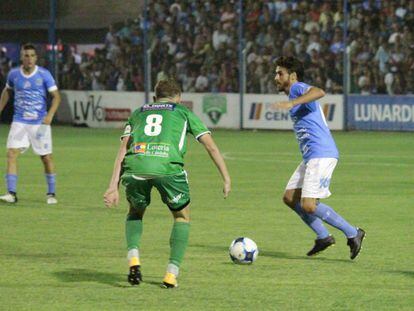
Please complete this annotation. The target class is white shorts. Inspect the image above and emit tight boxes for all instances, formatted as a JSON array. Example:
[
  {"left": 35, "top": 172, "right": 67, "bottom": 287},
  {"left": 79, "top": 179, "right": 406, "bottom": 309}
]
[
  {"left": 285, "top": 158, "right": 338, "bottom": 199},
  {"left": 6, "top": 122, "right": 53, "bottom": 156}
]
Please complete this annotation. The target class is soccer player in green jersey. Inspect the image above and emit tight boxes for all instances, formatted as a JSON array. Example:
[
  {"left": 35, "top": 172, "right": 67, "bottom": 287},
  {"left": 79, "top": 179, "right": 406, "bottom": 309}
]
[{"left": 104, "top": 78, "right": 231, "bottom": 288}]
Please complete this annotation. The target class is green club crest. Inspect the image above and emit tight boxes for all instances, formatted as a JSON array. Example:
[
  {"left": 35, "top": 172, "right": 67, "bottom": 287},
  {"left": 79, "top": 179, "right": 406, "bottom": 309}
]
[{"left": 202, "top": 95, "right": 227, "bottom": 125}]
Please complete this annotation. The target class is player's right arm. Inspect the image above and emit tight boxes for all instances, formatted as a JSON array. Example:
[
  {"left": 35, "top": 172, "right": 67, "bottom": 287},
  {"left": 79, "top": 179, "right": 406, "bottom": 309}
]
[
  {"left": 103, "top": 136, "right": 129, "bottom": 208},
  {"left": 273, "top": 86, "right": 326, "bottom": 110},
  {"left": 198, "top": 133, "right": 231, "bottom": 198},
  {"left": 0, "top": 87, "right": 10, "bottom": 114}
]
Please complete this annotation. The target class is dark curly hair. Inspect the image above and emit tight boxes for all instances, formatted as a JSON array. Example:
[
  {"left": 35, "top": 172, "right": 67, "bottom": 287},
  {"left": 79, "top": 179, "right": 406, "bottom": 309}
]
[{"left": 274, "top": 56, "right": 304, "bottom": 81}]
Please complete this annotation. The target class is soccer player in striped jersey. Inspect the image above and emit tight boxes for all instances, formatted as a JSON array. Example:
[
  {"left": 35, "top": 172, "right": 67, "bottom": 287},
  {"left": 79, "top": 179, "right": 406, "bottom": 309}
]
[
  {"left": 273, "top": 56, "right": 365, "bottom": 259},
  {"left": 0, "top": 43, "right": 60, "bottom": 204},
  {"left": 104, "top": 78, "right": 231, "bottom": 288}
]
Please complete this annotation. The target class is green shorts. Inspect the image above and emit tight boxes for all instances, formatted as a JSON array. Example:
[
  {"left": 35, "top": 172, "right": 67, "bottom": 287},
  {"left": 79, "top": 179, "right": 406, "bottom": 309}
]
[{"left": 121, "top": 171, "right": 190, "bottom": 211}]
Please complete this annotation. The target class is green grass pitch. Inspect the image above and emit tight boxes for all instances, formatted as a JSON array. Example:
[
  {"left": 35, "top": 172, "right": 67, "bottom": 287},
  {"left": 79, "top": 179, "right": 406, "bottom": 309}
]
[{"left": 0, "top": 125, "right": 413, "bottom": 310}]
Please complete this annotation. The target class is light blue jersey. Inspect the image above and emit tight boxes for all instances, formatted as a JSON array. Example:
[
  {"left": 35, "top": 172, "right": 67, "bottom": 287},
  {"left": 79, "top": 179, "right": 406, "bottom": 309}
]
[
  {"left": 288, "top": 82, "right": 339, "bottom": 162},
  {"left": 6, "top": 65, "right": 58, "bottom": 124}
]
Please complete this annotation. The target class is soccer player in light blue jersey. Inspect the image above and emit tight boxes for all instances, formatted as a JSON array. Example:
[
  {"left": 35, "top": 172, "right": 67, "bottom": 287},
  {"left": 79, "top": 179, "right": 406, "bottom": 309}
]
[
  {"left": 0, "top": 44, "right": 61, "bottom": 204},
  {"left": 273, "top": 56, "right": 365, "bottom": 259}
]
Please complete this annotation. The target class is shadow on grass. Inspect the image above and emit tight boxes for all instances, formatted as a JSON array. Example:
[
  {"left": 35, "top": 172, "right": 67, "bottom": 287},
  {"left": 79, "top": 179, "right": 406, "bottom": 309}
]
[
  {"left": 191, "top": 243, "right": 351, "bottom": 263},
  {"left": 386, "top": 270, "right": 414, "bottom": 278},
  {"left": 52, "top": 269, "right": 165, "bottom": 288},
  {"left": 260, "top": 250, "right": 351, "bottom": 263},
  {"left": 52, "top": 269, "right": 125, "bottom": 287}
]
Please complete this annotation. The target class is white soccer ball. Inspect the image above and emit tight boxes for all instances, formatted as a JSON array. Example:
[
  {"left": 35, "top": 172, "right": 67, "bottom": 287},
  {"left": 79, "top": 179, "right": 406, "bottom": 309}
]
[{"left": 229, "top": 237, "right": 258, "bottom": 264}]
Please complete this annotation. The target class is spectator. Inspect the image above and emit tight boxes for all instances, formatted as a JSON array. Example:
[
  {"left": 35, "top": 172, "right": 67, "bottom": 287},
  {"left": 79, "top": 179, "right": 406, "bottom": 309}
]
[
  {"left": 388, "top": 23, "right": 402, "bottom": 44},
  {"left": 105, "top": 24, "right": 117, "bottom": 50},
  {"left": 220, "top": 3, "right": 235, "bottom": 30},
  {"left": 42, "top": 0, "right": 411, "bottom": 95},
  {"left": 306, "top": 33, "right": 321, "bottom": 55},
  {"left": 374, "top": 38, "right": 390, "bottom": 73},
  {"left": 0, "top": 47, "right": 11, "bottom": 67},
  {"left": 212, "top": 23, "right": 229, "bottom": 51},
  {"left": 195, "top": 67, "right": 209, "bottom": 92}
]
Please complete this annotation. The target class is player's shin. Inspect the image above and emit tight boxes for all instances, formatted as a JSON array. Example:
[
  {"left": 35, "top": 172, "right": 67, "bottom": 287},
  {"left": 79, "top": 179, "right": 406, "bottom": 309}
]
[
  {"left": 293, "top": 202, "right": 329, "bottom": 239},
  {"left": 6, "top": 174, "right": 18, "bottom": 194},
  {"left": 126, "top": 215, "right": 143, "bottom": 285},
  {"left": 314, "top": 202, "right": 358, "bottom": 238},
  {"left": 168, "top": 221, "right": 190, "bottom": 275},
  {"left": 125, "top": 215, "right": 143, "bottom": 266},
  {"left": 45, "top": 173, "right": 56, "bottom": 195}
]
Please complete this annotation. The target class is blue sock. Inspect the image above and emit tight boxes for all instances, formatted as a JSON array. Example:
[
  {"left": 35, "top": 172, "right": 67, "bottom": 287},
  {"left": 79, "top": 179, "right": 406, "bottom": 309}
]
[
  {"left": 45, "top": 174, "right": 56, "bottom": 194},
  {"left": 293, "top": 202, "right": 330, "bottom": 239},
  {"left": 313, "top": 202, "right": 358, "bottom": 238},
  {"left": 6, "top": 174, "right": 18, "bottom": 193}
]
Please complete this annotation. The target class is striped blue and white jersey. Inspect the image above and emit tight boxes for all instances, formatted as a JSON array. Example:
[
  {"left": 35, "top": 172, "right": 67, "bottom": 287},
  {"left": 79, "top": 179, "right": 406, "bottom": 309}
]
[
  {"left": 6, "top": 65, "right": 57, "bottom": 124},
  {"left": 288, "top": 82, "right": 339, "bottom": 162}
]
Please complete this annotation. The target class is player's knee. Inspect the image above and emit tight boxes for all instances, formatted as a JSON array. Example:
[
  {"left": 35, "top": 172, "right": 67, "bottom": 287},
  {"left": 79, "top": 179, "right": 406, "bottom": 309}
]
[
  {"left": 41, "top": 154, "right": 53, "bottom": 162},
  {"left": 301, "top": 201, "right": 316, "bottom": 213},
  {"left": 173, "top": 212, "right": 190, "bottom": 223},
  {"left": 127, "top": 207, "right": 145, "bottom": 220},
  {"left": 127, "top": 213, "right": 142, "bottom": 221},
  {"left": 282, "top": 194, "right": 295, "bottom": 208},
  {"left": 6, "top": 149, "right": 19, "bottom": 160},
  {"left": 172, "top": 205, "right": 190, "bottom": 222}
]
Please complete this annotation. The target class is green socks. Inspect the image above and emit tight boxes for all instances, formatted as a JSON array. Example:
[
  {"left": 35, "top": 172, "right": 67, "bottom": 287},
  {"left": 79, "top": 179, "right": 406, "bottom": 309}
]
[
  {"left": 169, "top": 222, "right": 190, "bottom": 267},
  {"left": 126, "top": 219, "right": 190, "bottom": 269},
  {"left": 126, "top": 219, "right": 143, "bottom": 250}
]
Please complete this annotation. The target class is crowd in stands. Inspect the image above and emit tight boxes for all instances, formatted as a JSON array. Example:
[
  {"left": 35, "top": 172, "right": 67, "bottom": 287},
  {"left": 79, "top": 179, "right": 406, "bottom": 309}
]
[{"left": 1, "top": 0, "right": 414, "bottom": 95}]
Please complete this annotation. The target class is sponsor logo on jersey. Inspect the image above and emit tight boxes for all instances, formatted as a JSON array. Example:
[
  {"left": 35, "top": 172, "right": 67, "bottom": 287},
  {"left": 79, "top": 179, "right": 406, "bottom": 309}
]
[
  {"left": 134, "top": 142, "right": 170, "bottom": 157},
  {"left": 141, "top": 103, "right": 175, "bottom": 111},
  {"left": 134, "top": 142, "right": 147, "bottom": 154},
  {"left": 145, "top": 143, "right": 170, "bottom": 157},
  {"left": 202, "top": 94, "right": 227, "bottom": 124},
  {"left": 23, "top": 81, "right": 31, "bottom": 89}
]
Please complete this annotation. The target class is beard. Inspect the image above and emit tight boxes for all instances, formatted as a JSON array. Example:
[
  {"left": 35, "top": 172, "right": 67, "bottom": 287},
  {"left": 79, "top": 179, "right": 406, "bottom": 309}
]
[{"left": 275, "top": 80, "right": 289, "bottom": 94}]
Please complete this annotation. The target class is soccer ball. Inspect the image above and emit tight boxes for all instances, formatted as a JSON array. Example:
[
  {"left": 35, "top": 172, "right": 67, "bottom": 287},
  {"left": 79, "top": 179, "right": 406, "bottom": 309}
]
[{"left": 229, "top": 237, "right": 258, "bottom": 264}]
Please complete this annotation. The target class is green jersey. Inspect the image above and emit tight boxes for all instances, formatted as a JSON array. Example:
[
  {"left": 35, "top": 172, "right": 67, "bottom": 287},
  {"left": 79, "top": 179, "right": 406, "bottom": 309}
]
[{"left": 121, "top": 102, "right": 210, "bottom": 177}]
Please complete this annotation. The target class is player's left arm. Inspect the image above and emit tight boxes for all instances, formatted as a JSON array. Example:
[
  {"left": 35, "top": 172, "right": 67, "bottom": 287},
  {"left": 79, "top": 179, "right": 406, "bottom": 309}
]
[
  {"left": 43, "top": 90, "right": 61, "bottom": 125},
  {"left": 274, "top": 87, "right": 326, "bottom": 110},
  {"left": 103, "top": 136, "right": 129, "bottom": 208},
  {"left": 198, "top": 133, "right": 231, "bottom": 199}
]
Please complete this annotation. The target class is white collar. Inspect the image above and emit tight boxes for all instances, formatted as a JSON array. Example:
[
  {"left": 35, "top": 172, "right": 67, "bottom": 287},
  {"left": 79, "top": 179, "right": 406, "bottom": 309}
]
[{"left": 20, "top": 65, "right": 38, "bottom": 78}]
